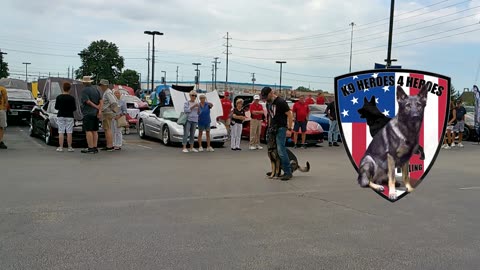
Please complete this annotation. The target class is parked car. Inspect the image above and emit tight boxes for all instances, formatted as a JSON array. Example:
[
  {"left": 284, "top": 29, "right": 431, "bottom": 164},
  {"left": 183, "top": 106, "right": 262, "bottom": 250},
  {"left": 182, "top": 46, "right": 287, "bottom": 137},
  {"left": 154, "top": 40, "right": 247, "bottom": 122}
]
[
  {"left": 30, "top": 99, "right": 106, "bottom": 146},
  {"left": 137, "top": 106, "right": 228, "bottom": 147},
  {"left": 6, "top": 88, "right": 36, "bottom": 123},
  {"left": 457, "top": 113, "right": 478, "bottom": 142},
  {"left": 123, "top": 94, "right": 149, "bottom": 111},
  {"left": 308, "top": 103, "right": 342, "bottom": 142}
]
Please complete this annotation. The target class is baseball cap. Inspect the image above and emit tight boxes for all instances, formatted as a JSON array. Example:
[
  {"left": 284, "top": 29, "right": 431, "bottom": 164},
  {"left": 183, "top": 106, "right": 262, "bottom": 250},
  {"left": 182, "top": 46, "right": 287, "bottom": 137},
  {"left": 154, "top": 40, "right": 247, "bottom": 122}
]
[
  {"left": 99, "top": 79, "right": 109, "bottom": 86},
  {"left": 260, "top": 87, "right": 272, "bottom": 99},
  {"left": 253, "top": 95, "right": 260, "bottom": 100}
]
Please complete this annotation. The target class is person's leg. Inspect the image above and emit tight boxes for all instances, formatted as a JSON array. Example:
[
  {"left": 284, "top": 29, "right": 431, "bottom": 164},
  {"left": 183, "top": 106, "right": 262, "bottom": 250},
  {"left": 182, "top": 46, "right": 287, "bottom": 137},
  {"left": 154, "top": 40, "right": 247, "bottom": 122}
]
[
  {"left": 328, "top": 119, "right": 333, "bottom": 145},
  {"left": 182, "top": 122, "right": 189, "bottom": 150},
  {"left": 189, "top": 122, "right": 197, "bottom": 150},
  {"left": 458, "top": 121, "right": 464, "bottom": 147},
  {"left": 249, "top": 120, "right": 256, "bottom": 147},
  {"left": 206, "top": 129, "right": 211, "bottom": 148},
  {"left": 103, "top": 117, "right": 113, "bottom": 148},
  {"left": 255, "top": 119, "right": 262, "bottom": 147},
  {"left": 276, "top": 127, "right": 292, "bottom": 178},
  {"left": 58, "top": 132, "right": 64, "bottom": 148},
  {"left": 301, "top": 122, "right": 307, "bottom": 145},
  {"left": 86, "top": 131, "right": 93, "bottom": 148},
  {"left": 235, "top": 124, "right": 242, "bottom": 149},
  {"left": 230, "top": 123, "right": 236, "bottom": 149},
  {"left": 0, "top": 127, "right": 4, "bottom": 143},
  {"left": 198, "top": 129, "right": 203, "bottom": 150},
  {"left": 0, "top": 110, "right": 6, "bottom": 146},
  {"left": 333, "top": 120, "right": 340, "bottom": 144}
]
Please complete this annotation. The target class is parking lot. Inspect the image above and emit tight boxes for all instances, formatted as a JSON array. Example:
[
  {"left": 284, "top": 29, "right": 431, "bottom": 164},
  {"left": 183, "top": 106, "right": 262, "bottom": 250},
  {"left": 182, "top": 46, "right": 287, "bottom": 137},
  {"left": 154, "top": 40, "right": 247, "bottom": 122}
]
[{"left": 1, "top": 124, "right": 479, "bottom": 270}]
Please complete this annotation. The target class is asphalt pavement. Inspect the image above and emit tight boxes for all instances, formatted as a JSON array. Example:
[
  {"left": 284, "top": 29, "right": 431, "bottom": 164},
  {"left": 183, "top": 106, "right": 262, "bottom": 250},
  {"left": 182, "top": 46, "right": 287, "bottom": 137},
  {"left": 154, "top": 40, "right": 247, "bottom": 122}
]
[{"left": 0, "top": 124, "right": 479, "bottom": 270}]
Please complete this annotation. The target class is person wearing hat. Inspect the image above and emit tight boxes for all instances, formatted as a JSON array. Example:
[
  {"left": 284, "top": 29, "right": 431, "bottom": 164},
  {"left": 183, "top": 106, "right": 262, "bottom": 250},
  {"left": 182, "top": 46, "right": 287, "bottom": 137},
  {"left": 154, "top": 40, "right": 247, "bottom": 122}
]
[
  {"left": 452, "top": 99, "right": 467, "bottom": 148},
  {"left": 249, "top": 95, "right": 264, "bottom": 150},
  {"left": 80, "top": 76, "right": 103, "bottom": 154},
  {"left": 99, "top": 79, "right": 118, "bottom": 152},
  {"left": 219, "top": 91, "right": 232, "bottom": 136},
  {"left": 231, "top": 98, "right": 246, "bottom": 150},
  {"left": 260, "top": 87, "right": 293, "bottom": 181}
]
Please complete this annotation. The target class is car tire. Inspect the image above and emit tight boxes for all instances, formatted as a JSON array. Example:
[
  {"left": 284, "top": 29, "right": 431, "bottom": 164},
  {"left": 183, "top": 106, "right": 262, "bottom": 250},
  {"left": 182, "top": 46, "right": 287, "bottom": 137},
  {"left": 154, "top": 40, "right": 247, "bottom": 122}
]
[
  {"left": 45, "top": 122, "right": 54, "bottom": 146},
  {"left": 463, "top": 127, "right": 470, "bottom": 141},
  {"left": 138, "top": 120, "right": 146, "bottom": 139},
  {"left": 162, "top": 126, "right": 171, "bottom": 146}
]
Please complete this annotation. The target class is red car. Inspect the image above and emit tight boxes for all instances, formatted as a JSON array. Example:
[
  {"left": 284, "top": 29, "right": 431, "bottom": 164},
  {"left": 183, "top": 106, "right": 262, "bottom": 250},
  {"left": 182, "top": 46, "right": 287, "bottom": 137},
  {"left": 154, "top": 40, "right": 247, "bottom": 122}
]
[{"left": 241, "top": 102, "right": 324, "bottom": 145}]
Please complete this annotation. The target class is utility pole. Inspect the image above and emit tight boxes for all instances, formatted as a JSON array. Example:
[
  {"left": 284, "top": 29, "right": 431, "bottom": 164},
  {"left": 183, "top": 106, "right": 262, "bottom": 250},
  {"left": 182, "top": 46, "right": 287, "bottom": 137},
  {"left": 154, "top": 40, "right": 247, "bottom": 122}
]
[
  {"left": 212, "top": 57, "right": 220, "bottom": 91},
  {"left": 22, "top": 62, "right": 31, "bottom": 82},
  {"left": 349, "top": 22, "right": 355, "bottom": 73},
  {"left": 192, "top": 63, "right": 201, "bottom": 90},
  {"left": 385, "top": 0, "right": 397, "bottom": 68},
  {"left": 176, "top": 66, "right": 179, "bottom": 85},
  {"left": 223, "top": 32, "right": 232, "bottom": 92},
  {"left": 211, "top": 64, "right": 215, "bottom": 91},
  {"left": 146, "top": 42, "right": 150, "bottom": 92},
  {"left": 68, "top": 66, "right": 70, "bottom": 79},
  {"left": 251, "top": 73, "right": 256, "bottom": 92},
  {"left": 144, "top": 31, "right": 164, "bottom": 94},
  {"left": 275, "top": 61, "right": 286, "bottom": 97},
  {"left": 0, "top": 50, "right": 7, "bottom": 76}
]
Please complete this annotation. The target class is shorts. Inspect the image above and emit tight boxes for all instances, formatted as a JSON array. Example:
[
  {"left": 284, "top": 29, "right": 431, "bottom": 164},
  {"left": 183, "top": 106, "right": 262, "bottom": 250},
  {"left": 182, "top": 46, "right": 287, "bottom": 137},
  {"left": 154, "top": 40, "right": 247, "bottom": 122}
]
[
  {"left": 83, "top": 115, "right": 99, "bottom": 132},
  {"left": 198, "top": 123, "right": 211, "bottom": 131},
  {"left": 294, "top": 121, "right": 307, "bottom": 133},
  {"left": 219, "top": 118, "right": 230, "bottom": 127},
  {"left": 57, "top": 117, "right": 74, "bottom": 134},
  {"left": 446, "top": 125, "right": 454, "bottom": 130},
  {"left": 0, "top": 110, "right": 6, "bottom": 128},
  {"left": 453, "top": 121, "right": 464, "bottom": 133},
  {"left": 102, "top": 114, "right": 114, "bottom": 130}
]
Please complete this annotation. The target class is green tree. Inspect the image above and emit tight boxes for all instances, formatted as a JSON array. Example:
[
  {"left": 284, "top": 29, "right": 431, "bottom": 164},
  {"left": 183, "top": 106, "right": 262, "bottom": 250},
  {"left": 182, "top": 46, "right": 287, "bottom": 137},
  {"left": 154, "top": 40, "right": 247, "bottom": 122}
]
[
  {"left": 117, "top": 69, "right": 140, "bottom": 90},
  {"left": 450, "top": 85, "right": 459, "bottom": 101},
  {"left": 0, "top": 60, "right": 9, "bottom": 79},
  {"left": 75, "top": 40, "right": 124, "bottom": 84},
  {"left": 296, "top": 86, "right": 311, "bottom": 92}
]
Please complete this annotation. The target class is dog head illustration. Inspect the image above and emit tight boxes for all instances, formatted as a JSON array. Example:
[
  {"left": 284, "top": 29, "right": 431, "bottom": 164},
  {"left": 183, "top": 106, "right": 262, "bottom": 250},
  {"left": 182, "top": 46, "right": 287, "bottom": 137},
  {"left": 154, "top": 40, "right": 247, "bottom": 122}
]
[
  {"left": 396, "top": 85, "right": 428, "bottom": 121},
  {"left": 357, "top": 96, "right": 382, "bottom": 119}
]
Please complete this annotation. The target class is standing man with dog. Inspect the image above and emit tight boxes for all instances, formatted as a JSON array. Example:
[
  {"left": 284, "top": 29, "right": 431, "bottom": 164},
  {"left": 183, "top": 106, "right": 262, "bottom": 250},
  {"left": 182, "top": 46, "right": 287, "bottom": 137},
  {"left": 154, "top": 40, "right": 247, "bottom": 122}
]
[
  {"left": 292, "top": 95, "right": 310, "bottom": 149},
  {"left": 261, "top": 87, "right": 294, "bottom": 181},
  {"left": 326, "top": 100, "right": 340, "bottom": 147},
  {"left": 80, "top": 76, "right": 103, "bottom": 154},
  {"left": 452, "top": 99, "right": 467, "bottom": 148}
]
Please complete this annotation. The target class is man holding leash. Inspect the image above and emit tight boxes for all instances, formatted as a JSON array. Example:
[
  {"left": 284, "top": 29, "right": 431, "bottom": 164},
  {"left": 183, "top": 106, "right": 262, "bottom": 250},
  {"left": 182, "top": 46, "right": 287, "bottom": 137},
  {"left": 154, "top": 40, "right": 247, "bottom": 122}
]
[{"left": 261, "top": 87, "right": 294, "bottom": 181}]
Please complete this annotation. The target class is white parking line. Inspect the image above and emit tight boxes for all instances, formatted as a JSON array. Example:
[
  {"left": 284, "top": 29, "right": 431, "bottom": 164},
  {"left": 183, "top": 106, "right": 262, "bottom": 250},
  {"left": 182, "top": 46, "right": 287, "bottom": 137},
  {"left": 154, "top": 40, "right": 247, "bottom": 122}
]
[
  {"left": 134, "top": 144, "right": 153, "bottom": 149},
  {"left": 459, "top": 187, "right": 480, "bottom": 190}
]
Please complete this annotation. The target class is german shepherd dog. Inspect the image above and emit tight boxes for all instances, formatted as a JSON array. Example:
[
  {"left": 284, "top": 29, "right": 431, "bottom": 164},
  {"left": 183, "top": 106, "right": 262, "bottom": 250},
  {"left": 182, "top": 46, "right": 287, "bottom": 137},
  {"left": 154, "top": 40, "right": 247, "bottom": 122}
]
[
  {"left": 266, "top": 127, "right": 310, "bottom": 178},
  {"left": 357, "top": 85, "right": 428, "bottom": 200},
  {"left": 358, "top": 96, "right": 425, "bottom": 160}
]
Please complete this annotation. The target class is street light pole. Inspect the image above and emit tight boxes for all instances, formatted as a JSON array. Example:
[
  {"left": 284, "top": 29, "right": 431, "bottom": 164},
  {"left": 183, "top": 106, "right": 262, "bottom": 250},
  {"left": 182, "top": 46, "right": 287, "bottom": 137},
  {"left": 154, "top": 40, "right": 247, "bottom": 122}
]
[
  {"left": 385, "top": 0, "right": 397, "bottom": 68},
  {"left": 0, "top": 50, "right": 7, "bottom": 77},
  {"left": 161, "top": 70, "right": 166, "bottom": 86},
  {"left": 192, "top": 63, "right": 201, "bottom": 90},
  {"left": 275, "top": 61, "right": 286, "bottom": 97},
  {"left": 22, "top": 62, "right": 31, "bottom": 82},
  {"left": 144, "top": 31, "right": 164, "bottom": 93},
  {"left": 349, "top": 22, "right": 355, "bottom": 73},
  {"left": 251, "top": 73, "right": 256, "bottom": 92}
]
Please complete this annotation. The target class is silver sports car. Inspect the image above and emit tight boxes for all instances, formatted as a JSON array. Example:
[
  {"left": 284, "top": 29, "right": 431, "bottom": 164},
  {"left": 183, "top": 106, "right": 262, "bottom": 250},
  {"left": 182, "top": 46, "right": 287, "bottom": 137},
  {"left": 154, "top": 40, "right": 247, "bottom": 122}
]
[{"left": 137, "top": 106, "right": 228, "bottom": 146}]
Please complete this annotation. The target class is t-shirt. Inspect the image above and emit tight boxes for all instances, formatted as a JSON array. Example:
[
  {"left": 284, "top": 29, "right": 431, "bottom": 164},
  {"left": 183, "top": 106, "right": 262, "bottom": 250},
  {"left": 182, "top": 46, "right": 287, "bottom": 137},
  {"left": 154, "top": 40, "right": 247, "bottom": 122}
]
[
  {"left": 198, "top": 103, "right": 212, "bottom": 126},
  {"left": 249, "top": 102, "right": 264, "bottom": 120},
  {"left": 268, "top": 97, "right": 290, "bottom": 128},
  {"left": 456, "top": 106, "right": 466, "bottom": 121},
  {"left": 220, "top": 98, "right": 232, "bottom": 120},
  {"left": 232, "top": 108, "right": 245, "bottom": 124},
  {"left": 55, "top": 94, "right": 76, "bottom": 118},
  {"left": 184, "top": 101, "right": 199, "bottom": 123},
  {"left": 316, "top": 96, "right": 325, "bottom": 105},
  {"left": 102, "top": 89, "right": 118, "bottom": 115},
  {"left": 326, "top": 101, "right": 337, "bottom": 120},
  {"left": 292, "top": 101, "right": 310, "bottom": 122},
  {"left": 81, "top": 86, "right": 102, "bottom": 117},
  {"left": 0, "top": 86, "right": 7, "bottom": 111},
  {"left": 305, "top": 98, "right": 315, "bottom": 105}
]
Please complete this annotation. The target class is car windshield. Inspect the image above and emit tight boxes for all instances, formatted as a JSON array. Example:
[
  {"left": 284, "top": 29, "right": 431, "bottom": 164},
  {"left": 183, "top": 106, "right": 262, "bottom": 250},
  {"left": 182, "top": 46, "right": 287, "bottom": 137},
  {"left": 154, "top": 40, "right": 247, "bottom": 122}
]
[
  {"left": 7, "top": 89, "right": 33, "bottom": 99},
  {"left": 48, "top": 100, "right": 59, "bottom": 114},
  {"left": 161, "top": 108, "right": 180, "bottom": 120}
]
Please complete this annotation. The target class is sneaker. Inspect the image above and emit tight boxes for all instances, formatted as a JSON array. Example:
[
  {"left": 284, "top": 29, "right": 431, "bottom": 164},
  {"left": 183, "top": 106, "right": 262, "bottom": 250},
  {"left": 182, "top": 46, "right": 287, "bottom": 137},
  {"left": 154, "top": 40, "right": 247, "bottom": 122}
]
[
  {"left": 458, "top": 142, "right": 464, "bottom": 148},
  {"left": 441, "top": 144, "right": 448, "bottom": 149},
  {"left": 114, "top": 147, "right": 121, "bottom": 151},
  {"left": 81, "top": 148, "right": 97, "bottom": 154},
  {"left": 199, "top": 147, "right": 204, "bottom": 152},
  {"left": 444, "top": 145, "right": 451, "bottom": 150},
  {"left": 191, "top": 148, "right": 198, "bottom": 153},
  {"left": 0, "top": 141, "right": 7, "bottom": 149},
  {"left": 106, "top": 147, "right": 114, "bottom": 152},
  {"left": 249, "top": 146, "right": 256, "bottom": 150},
  {"left": 333, "top": 142, "right": 340, "bottom": 147},
  {"left": 236, "top": 148, "right": 242, "bottom": 151},
  {"left": 207, "top": 146, "right": 215, "bottom": 152},
  {"left": 301, "top": 144, "right": 307, "bottom": 149},
  {"left": 182, "top": 149, "right": 189, "bottom": 153},
  {"left": 56, "top": 147, "right": 63, "bottom": 152},
  {"left": 280, "top": 174, "right": 292, "bottom": 181},
  {"left": 329, "top": 142, "right": 333, "bottom": 147},
  {"left": 256, "top": 145, "right": 263, "bottom": 150},
  {"left": 451, "top": 143, "right": 456, "bottom": 148},
  {"left": 67, "top": 147, "right": 75, "bottom": 152}
]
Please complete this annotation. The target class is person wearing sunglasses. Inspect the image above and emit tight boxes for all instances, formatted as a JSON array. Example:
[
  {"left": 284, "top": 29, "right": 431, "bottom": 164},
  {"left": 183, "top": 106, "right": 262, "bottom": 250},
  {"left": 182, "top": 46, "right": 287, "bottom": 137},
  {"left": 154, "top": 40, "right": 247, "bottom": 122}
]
[{"left": 182, "top": 90, "right": 200, "bottom": 153}]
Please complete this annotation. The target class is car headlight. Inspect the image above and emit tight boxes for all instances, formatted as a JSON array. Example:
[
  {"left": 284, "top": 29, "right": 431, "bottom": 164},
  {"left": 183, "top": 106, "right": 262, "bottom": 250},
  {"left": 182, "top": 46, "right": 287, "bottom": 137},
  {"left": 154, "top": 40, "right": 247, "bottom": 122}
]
[{"left": 134, "top": 103, "right": 139, "bottom": 108}]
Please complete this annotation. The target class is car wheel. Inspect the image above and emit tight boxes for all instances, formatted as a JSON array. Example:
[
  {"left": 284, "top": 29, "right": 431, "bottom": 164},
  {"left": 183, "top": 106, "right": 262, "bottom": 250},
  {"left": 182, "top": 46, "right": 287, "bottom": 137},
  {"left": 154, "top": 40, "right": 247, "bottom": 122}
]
[
  {"left": 463, "top": 127, "right": 470, "bottom": 141},
  {"left": 138, "top": 120, "right": 146, "bottom": 139},
  {"left": 162, "top": 126, "right": 171, "bottom": 145},
  {"left": 45, "top": 122, "right": 54, "bottom": 146},
  {"left": 29, "top": 119, "right": 36, "bottom": 137}
]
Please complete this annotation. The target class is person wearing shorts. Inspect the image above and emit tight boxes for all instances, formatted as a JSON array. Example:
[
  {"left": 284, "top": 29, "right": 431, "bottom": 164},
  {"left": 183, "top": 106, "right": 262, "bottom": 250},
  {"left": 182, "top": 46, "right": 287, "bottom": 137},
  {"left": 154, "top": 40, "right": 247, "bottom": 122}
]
[
  {"left": 197, "top": 94, "right": 214, "bottom": 152},
  {"left": 292, "top": 95, "right": 310, "bottom": 149},
  {"left": 55, "top": 82, "right": 77, "bottom": 152},
  {"left": 219, "top": 92, "right": 232, "bottom": 136},
  {"left": 99, "top": 79, "right": 118, "bottom": 152},
  {"left": 452, "top": 100, "right": 467, "bottom": 148},
  {"left": 0, "top": 86, "right": 8, "bottom": 149},
  {"left": 80, "top": 76, "right": 103, "bottom": 154}
]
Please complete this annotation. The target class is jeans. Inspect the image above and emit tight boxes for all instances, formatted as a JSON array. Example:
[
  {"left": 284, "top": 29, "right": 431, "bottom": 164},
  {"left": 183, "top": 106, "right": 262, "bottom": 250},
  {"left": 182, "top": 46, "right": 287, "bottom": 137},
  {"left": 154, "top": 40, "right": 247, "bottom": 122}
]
[
  {"left": 328, "top": 119, "right": 339, "bottom": 143},
  {"left": 276, "top": 127, "right": 292, "bottom": 175},
  {"left": 231, "top": 123, "right": 243, "bottom": 149},
  {"left": 183, "top": 120, "right": 197, "bottom": 146},
  {"left": 112, "top": 119, "right": 123, "bottom": 147}
]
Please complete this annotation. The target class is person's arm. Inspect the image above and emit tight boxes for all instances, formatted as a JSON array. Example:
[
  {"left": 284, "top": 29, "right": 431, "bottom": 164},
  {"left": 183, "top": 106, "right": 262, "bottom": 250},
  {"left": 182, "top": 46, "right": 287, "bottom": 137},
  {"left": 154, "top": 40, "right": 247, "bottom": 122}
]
[
  {"left": 1, "top": 89, "right": 8, "bottom": 109},
  {"left": 71, "top": 97, "right": 77, "bottom": 112},
  {"left": 449, "top": 110, "right": 456, "bottom": 125},
  {"left": 184, "top": 101, "right": 191, "bottom": 113},
  {"left": 286, "top": 110, "right": 293, "bottom": 130}
]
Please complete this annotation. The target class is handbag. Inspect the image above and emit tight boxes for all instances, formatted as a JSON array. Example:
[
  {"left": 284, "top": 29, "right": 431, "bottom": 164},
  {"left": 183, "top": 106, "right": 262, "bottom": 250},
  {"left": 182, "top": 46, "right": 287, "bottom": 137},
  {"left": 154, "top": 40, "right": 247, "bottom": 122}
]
[
  {"left": 177, "top": 112, "right": 188, "bottom": 125},
  {"left": 117, "top": 115, "right": 128, "bottom": 127}
]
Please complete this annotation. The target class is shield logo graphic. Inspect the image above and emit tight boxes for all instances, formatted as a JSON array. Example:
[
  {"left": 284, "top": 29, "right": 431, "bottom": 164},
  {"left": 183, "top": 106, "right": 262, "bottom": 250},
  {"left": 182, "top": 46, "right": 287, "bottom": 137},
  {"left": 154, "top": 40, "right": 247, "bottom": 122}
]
[{"left": 334, "top": 69, "right": 451, "bottom": 202}]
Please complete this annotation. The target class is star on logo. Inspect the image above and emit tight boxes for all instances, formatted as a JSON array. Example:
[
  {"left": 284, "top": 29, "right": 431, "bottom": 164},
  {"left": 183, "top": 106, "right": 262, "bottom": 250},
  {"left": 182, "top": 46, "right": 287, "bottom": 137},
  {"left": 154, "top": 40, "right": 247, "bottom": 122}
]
[
  {"left": 341, "top": 109, "right": 349, "bottom": 117},
  {"left": 364, "top": 88, "right": 369, "bottom": 92},
  {"left": 383, "top": 86, "right": 390, "bottom": 92},
  {"left": 382, "top": 109, "right": 390, "bottom": 117},
  {"left": 353, "top": 75, "right": 359, "bottom": 80},
  {"left": 372, "top": 73, "right": 379, "bottom": 79},
  {"left": 351, "top": 97, "right": 358, "bottom": 105},
  {"left": 375, "top": 98, "right": 379, "bottom": 104}
]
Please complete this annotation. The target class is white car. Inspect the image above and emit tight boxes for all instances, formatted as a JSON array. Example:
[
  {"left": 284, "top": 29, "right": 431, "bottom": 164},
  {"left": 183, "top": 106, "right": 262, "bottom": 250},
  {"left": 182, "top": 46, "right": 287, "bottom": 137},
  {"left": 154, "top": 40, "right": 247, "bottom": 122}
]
[{"left": 137, "top": 106, "right": 229, "bottom": 147}]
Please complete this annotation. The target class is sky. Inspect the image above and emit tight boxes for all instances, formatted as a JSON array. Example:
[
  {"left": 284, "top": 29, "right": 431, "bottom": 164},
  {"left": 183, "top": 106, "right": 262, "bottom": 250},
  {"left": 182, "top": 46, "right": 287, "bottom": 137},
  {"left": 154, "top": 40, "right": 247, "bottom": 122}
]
[{"left": 1, "top": 0, "right": 480, "bottom": 92}]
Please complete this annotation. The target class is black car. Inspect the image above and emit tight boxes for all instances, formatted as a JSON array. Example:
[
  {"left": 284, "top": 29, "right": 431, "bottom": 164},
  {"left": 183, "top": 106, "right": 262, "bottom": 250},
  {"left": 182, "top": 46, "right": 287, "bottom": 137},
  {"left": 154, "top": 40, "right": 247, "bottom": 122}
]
[{"left": 6, "top": 88, "right": 36, "bottom": 123}]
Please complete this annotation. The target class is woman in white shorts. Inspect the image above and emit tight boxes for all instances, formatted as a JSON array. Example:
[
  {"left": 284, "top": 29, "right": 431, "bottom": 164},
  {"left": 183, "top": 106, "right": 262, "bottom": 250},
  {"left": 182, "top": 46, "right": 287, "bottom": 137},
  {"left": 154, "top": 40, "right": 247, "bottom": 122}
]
[{"left": 54, "top": 82, "right": 77, "bottom": 152}]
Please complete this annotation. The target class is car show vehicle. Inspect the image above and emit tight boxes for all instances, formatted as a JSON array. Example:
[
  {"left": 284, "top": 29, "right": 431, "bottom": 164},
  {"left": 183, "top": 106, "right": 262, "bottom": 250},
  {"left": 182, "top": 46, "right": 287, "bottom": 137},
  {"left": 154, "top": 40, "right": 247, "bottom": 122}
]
[{"left": 6, "top": 88, "right": 36, "bottom": 122}]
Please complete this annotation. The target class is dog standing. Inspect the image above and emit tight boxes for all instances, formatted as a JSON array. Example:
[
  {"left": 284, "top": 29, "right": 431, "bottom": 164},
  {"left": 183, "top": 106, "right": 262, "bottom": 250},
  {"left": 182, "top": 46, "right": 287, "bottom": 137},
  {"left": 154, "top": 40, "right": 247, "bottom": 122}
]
[
  {"left": 266, "top": 127, "right": 310, "bottom": 178},
  {"left": 357, "top": 85, "right": 428, "bottom": 200}
]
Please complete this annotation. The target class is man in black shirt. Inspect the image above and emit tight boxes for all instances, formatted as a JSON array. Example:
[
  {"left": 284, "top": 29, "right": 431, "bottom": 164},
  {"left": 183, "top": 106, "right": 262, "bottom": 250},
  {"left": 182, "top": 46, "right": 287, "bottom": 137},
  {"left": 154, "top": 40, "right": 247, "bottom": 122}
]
[
  {"left": 55, "top": 82, "right": 77, "bottom": 152},
  {"left": 326, "top": 100, "right": 340, "bottom": 147},
  {"left": 452, "top": 99, "right": 467, "bottom": 148},
  {"left": 261, "top": 87, "right": 294, "bottom": 181}
]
